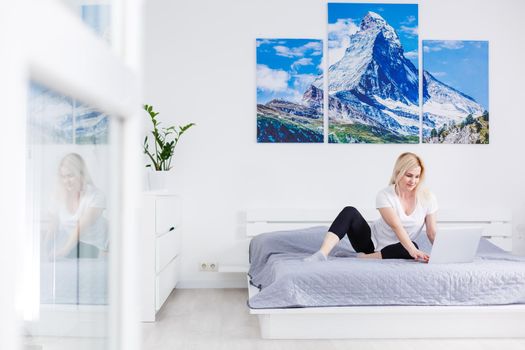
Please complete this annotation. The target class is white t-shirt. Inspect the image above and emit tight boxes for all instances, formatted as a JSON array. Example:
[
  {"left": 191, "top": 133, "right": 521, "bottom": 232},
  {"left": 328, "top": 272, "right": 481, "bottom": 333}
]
[
  {"left": 371, "top": 185, "right": 438, "bottom": 251},
  {"left": 57, "top": 184, "right": 108, "bottom": 251}
]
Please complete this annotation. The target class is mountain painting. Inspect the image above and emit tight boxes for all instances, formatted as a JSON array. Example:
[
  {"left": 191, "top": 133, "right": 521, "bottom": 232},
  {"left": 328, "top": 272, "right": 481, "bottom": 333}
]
[
  {"left": 28, "top": 82, "right": 109, "bottom": 144},
  {"left": 256, "top": 39, "right": 324, "bottom": 143},
  {"left": 422, "top": 40, "right": 489, "bottom": 144},
  {"left": 322, "top": 3, "right": 419, "bottom": 143}
]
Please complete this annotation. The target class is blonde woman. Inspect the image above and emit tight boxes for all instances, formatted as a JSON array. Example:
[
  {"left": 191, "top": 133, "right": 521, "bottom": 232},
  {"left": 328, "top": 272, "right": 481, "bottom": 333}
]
[
  {"left": 45, "top": 153, "right": 108, "bottom": 259},
  {"left": 305, "top": 152, "right": 438, "bottom": 262}
]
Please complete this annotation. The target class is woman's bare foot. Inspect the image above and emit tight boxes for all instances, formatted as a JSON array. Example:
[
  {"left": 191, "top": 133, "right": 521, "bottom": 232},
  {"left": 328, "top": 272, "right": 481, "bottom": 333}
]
[{"left": 357, "top": 252, "right": 382, "bottom": 259}]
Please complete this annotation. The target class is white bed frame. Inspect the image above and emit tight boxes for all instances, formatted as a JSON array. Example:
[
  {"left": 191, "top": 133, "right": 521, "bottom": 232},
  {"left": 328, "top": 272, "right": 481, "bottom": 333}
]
[
  {"left": 26, "top": 304, "right": 108, "bottom": 337},
  {"left": 246, "top": 208, "right": 525, "bottom": 339}
]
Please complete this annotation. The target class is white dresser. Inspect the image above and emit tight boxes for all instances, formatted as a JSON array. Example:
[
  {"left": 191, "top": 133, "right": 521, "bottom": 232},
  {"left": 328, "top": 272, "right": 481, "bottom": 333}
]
[{"left": 140, "top": 192, "right": 181, "bottom": 322}]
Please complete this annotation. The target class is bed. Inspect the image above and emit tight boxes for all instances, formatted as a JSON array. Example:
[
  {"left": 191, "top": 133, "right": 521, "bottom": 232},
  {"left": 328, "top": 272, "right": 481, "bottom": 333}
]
[
  {"left": 30, "top": 248, "right": 109, "bottom": 337},
  {"left": 246, "top": 208, "right": 525, "bottom": 339},
  {"left": 40, "top": 257, "right": 108, "bottom": 305}
]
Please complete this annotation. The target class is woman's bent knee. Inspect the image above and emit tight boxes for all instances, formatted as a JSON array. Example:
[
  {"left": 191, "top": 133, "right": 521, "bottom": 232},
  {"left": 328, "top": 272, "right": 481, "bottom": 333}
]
[{"left": 342, "top": 206, "right": 358, "bottom": 216}]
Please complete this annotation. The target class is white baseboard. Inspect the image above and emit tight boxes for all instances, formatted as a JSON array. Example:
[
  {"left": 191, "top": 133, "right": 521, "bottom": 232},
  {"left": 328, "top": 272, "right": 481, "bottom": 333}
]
[{"left": 177, "top": 278, "right": 247, "bottom": 289}]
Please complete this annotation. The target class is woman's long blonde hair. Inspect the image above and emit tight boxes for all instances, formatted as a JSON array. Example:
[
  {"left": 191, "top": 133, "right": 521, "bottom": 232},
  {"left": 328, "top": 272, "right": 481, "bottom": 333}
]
[
  {"left": 57, "top": 153, "right": 93, "bottom": 199},
  {"left": 389, "top": 152, "right": 426, "bottom": 193}
]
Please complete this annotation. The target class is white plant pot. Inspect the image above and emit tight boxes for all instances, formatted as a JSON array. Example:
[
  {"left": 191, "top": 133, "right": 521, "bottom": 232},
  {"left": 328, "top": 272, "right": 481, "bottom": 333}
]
[{"left": 147, "top": 170, "right": 170, "bottom": 191}]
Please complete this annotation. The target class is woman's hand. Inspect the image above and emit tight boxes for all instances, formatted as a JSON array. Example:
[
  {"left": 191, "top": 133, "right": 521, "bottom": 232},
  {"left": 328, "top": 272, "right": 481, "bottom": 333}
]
[{"left": 409, "top": 248, "right": 429, "bottom": 262}]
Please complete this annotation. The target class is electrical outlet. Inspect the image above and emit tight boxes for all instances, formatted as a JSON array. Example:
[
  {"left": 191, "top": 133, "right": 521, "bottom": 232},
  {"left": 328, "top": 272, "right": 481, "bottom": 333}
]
[{"left": 199, "top": 261, "right": 218, "bottom": 272}]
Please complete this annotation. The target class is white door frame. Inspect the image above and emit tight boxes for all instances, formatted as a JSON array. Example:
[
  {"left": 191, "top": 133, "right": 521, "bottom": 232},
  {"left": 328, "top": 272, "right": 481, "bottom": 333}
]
[{"left": 0, "top": 1, "right": 143, "bottom": 349}]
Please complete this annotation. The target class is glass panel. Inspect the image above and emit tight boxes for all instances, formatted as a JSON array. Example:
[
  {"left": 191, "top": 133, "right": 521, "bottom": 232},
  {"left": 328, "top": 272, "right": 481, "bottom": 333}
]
[
  {"left": 23, "top": 81, "right": 113, "bottom": 350},
  {"left": 59, "top": 1, "right": 112, "bottom": 44}
]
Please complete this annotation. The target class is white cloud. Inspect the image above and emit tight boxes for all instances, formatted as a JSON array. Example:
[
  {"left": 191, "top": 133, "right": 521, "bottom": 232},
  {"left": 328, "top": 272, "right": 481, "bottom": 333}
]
[
  {"left": 423, "top": 45, "right": 441, "bottom": 53},
  {"left": 430, "top": 71, "right": 447, "bottom": 77},
  {"left": 425, "top": 40, "right": 464, "bottom": 51},
  {"left": 328, "top": 18, "right": 359, "bottom": 44},
  {"left": 472, "top": 41, "right": 485, "bottom": 49},
  {"left": 274, "top": 45, "right": 295, "bottom": 57},
  {"left": 291, "top": 58, "right": 313, "bottom": 71},
  {"left": 399, "top": 25, "right": 418, "bottom": 37},
  {"left": 267, "top": 87, "right": 306, "bottom": 104},
  {"left": 256, "top": 39, "right": 273, "bottom": 47},
  {"left": 303, "top": 41, "right": 323, "bottom": 55},
  {"left": 256, "top": 64, "right": 289, "bottom": 92},
  {"left": 404, "top": 15, "right": 416, "bottom": 24},
  {"left": 274, "top": 41, "right": 322, "bottom": 58},
  {"left": 404, "top": 50, "right": 418, "bottom": 59},
  {"left": 287, "top": 90, "right": 305, "bottom": 104},
  {"left": 274, "top": 45, "right": 294, "bottom": 58},
  {"left": 424, "top": 40, "right": 466, "bottom": 58},
  {"left": 441, "top": 40, "right": 464, "bottom": 49},
  {"left": 328, "top": 18, "right": 359, "bottom": 65},
  {"left": 293, "top": 73, "right": 317, "bottom": 91}
]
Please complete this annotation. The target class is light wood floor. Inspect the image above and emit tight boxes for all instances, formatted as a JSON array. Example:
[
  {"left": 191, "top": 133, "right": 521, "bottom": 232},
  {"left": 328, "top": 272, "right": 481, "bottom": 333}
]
[{"left": 142, "top": 288, "right": 525, "bottom": 350}]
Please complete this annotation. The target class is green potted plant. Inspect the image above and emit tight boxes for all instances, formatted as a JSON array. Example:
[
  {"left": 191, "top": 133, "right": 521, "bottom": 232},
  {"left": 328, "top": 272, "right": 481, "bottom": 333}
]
[{"left": 143, "top": 104, "right": 195, "bottom": 189}]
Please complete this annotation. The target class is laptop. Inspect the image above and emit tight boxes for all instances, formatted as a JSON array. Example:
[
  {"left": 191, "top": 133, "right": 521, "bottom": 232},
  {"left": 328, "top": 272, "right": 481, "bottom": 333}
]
[{"left": 428, "top": 226, "right": 483, "bottom": 264}]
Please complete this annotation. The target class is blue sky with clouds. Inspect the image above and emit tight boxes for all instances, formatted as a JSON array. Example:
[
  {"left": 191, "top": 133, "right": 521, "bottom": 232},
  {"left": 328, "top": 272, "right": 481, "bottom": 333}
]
[
  {"left": 256, "top": 39, "right": 323, "bottom": 105},
  {"left": 423, "top": 40, "right": 489, "bottom": 110},
  {"left": 328, "top": 3, "right": 418, "bottom": 67}
]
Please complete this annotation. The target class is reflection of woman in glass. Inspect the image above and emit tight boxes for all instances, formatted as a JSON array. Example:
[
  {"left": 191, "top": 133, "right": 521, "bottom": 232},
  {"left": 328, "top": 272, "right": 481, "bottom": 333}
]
[{"left": 45, "top": 153, "right": 108, "bottom": 259}]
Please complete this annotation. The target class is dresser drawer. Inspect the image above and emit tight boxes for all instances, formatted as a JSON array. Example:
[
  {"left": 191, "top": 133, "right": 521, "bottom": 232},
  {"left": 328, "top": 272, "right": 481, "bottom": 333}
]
[
  {"left": 156, "top": 255, "right": 180, "bottom": 311},
  {"left": 155, "top": 197, "right": 179, "bottom": 234},
  {"left": 156, "top": 229, "right": 181, "bottom": 273}
]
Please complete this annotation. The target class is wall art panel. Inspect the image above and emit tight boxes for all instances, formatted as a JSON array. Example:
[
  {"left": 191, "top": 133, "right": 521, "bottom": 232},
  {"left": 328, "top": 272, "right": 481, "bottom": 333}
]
[
  {"left": 422, "top": 40, "right": 489, "bottom": 144},
  {"left": 256, "top": 39, "right": 324, "bottom": 143},
  {"left": 325, "top": 3, "right": 419, "bottom": 143}
]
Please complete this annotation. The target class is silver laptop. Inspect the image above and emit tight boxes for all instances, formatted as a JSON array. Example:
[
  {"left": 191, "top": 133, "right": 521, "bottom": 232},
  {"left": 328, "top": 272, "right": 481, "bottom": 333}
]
[{"left": 428, "top": 226, "right": 483, "bottom": 264}]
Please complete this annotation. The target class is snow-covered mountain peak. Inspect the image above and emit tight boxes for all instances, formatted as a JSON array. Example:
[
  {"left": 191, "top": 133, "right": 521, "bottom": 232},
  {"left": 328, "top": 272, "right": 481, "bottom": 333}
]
[
  {"left": 321, "top": 10, "right": 416, "bottom": 104},
  {"left": 360, "top": 12, "right": 387, "bottom": 31},
  {"left": 360, "top": 12, "right": 400, "bottom": 48},
  {"left": 423, "top": 70, "right": 485, "bottom": 130}
]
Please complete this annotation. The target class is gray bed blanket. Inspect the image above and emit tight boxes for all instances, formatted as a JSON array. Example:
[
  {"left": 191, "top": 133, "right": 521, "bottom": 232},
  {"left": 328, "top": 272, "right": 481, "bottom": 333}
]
[
  {"left": 40, "top": 257, "right": 108, "bottom": 305},
  {"left": 248, "top": 226, "right": 525, "bottom": 309}
]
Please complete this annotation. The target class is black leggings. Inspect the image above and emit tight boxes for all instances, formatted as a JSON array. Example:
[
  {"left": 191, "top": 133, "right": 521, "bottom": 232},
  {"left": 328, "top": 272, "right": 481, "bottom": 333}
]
[
  {"left": 328, "top": 206, "right": 418, "bottom": 259},
  {"left": 66, "top": 241, "right": 100, "bottom": 259}
]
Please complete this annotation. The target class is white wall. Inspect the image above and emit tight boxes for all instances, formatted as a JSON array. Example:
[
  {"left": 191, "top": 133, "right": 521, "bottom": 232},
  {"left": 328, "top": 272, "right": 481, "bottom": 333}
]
[{"left": 143, "top": 0, "right": 525, "bottom": 288}]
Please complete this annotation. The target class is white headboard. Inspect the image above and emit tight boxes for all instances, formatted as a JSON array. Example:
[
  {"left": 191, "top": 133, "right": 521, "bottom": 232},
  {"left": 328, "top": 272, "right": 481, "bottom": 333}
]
[{"left": 246, "top": 208, "right": 513, "bottom": 251}]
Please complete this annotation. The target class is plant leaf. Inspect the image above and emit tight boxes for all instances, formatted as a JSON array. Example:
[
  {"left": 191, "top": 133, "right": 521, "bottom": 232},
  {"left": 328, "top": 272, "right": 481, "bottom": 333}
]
[{"left": 143, "top": 103, "right": 196, "bottom": 171}]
